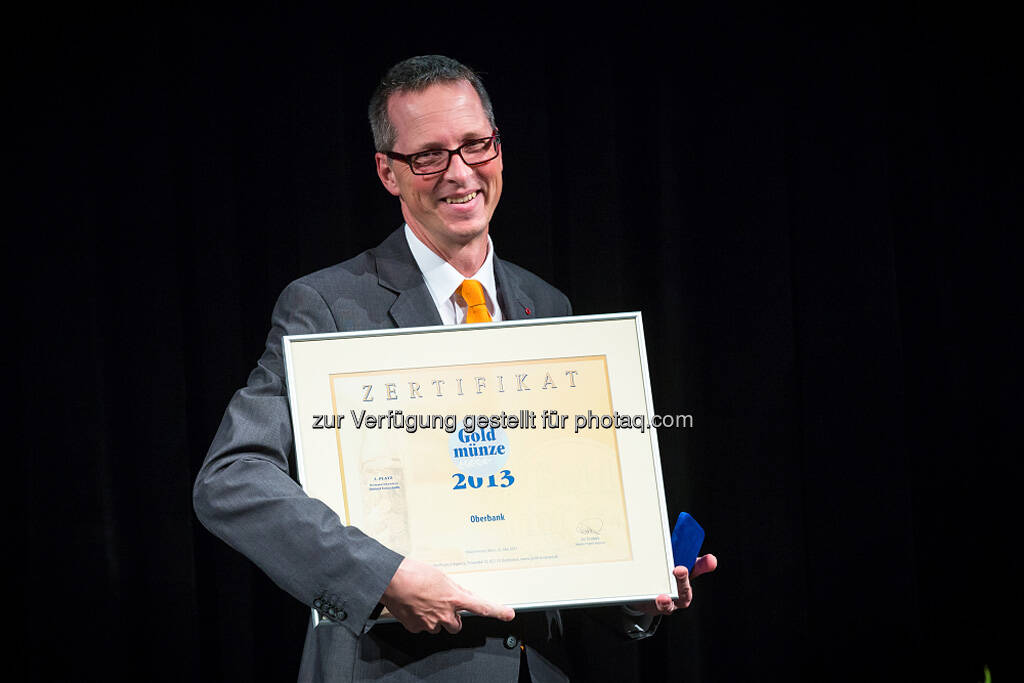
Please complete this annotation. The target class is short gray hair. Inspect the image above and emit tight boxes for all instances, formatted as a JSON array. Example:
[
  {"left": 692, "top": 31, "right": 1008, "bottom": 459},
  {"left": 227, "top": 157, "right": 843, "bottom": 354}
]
[{"left": 368, "top": 55, "right": 497, "bottom": 152}]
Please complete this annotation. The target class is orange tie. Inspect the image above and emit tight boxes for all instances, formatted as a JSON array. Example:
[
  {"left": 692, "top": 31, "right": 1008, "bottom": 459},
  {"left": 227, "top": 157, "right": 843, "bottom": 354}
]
[{"left": 457, "top": 279, "right": 492, "bottom": 323}]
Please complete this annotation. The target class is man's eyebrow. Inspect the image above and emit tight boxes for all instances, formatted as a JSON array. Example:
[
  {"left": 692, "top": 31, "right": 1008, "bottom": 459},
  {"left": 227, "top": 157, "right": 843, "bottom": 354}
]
[
  {"left": 411, "top": 141, "right": 446, "bottom": 152},
  {"left": 411, "top": 132, "right": 493, "bottom": 152},
  {"left": 462, "top": 130, "right": 492, "bottom": 141}
]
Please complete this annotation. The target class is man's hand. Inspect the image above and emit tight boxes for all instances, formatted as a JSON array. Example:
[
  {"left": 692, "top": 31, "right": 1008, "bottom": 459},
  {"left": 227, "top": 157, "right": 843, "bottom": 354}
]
[
  {"left": 381, "top": 557, "right": 515, "bottom": 634},
  {"left": 630, "top": 553, "right": 718, "bottom": 616}
]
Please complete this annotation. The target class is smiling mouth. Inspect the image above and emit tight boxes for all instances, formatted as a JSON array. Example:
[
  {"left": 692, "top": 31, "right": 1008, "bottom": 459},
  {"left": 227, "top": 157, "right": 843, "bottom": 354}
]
[{"left": 444, "top": 191, "right": 478, "bottom": 205}]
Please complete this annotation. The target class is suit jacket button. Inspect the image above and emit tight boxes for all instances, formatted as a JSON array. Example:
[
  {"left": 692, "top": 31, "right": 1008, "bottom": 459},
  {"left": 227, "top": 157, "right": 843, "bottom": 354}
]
[
  {"left": 336, "top": 610, "right": 347, "bottom": 621},
  {"left": 503, "top": 635, "right": 518, "bottom": 649}
]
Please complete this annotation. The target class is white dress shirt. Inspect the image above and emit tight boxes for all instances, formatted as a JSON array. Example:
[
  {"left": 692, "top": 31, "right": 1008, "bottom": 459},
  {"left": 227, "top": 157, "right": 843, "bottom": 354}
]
[{"left": 404, "top": 224, "right": 504, "bottom": 325}]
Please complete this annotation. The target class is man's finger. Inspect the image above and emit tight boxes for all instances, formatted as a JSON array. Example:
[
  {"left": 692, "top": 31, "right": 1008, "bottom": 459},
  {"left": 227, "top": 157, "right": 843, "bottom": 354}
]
[
  {"left": 673, "top": 566, "right": 693, "bottom": 607},
  {"left": 691, "top": 553, "right": 718, "bottom": 579},
  {"left": 456, "top": 591, "right": 515, "bottom": 621},
  {"left": 442, "top": 611, "right": 463, "bottom": 634}
]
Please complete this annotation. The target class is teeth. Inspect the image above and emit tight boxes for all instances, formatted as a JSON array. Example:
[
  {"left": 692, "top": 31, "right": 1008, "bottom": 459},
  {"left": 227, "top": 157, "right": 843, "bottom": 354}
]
[{"left": 445, "top": 192, "right": 477, "bottom": 205}]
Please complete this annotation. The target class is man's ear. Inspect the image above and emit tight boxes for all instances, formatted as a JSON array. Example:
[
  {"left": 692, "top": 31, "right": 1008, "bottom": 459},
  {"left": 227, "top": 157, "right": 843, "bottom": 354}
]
[{"left": 375, "top": 153, "right": 401, "bottom": 197}]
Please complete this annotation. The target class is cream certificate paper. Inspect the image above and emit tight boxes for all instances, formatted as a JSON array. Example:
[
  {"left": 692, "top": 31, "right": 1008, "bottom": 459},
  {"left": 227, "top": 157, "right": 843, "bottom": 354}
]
[{"left": 284, "top": 314, "right": 676, "bottom": 611}]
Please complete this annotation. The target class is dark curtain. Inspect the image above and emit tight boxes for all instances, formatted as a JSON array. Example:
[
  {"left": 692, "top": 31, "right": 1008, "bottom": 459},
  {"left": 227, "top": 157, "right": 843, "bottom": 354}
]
[{"left": 14, "top": 5, "right": 1019, "bottom": 682}]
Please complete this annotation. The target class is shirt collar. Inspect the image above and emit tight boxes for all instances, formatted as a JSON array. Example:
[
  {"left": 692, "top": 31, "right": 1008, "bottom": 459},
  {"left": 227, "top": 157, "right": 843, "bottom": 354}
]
[{"left": 403, "top": 224, "right": 500, "bottom": 317}]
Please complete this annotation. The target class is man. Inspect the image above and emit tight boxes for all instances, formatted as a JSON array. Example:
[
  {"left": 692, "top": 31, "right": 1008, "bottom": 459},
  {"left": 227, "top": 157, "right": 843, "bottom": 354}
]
[{"left": 193, "top": 55, "right": 716, "bottom": 682}]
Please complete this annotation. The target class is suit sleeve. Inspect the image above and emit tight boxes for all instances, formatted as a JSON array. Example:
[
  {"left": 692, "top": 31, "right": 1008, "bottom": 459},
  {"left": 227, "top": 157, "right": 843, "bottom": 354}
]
[{"left": 193, "top": 280, "right": 403, "bottom": 636}]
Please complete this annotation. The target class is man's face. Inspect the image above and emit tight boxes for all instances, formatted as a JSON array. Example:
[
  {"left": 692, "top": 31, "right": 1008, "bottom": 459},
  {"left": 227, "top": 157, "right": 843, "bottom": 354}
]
[{"left": 375, "top": 80, "right": 503, "bottom": 255}]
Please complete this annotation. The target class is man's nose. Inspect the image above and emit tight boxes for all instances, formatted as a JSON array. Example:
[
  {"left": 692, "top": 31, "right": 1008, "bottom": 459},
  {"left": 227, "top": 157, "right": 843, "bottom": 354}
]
[{"left": 443, "top": 152, "right": 474, "bottom": 181}]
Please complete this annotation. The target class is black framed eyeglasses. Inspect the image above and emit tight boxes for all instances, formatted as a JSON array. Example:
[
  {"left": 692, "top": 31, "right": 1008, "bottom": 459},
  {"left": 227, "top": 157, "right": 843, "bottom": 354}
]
[{"left": 382, "top": 133, "right": 501, "bottom": 175}]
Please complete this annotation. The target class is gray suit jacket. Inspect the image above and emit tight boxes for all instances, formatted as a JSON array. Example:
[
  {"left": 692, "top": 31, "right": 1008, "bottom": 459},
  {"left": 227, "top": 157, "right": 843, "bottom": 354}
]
[{"left": 193, "top": 227, "right": 575, "bottom": 682}]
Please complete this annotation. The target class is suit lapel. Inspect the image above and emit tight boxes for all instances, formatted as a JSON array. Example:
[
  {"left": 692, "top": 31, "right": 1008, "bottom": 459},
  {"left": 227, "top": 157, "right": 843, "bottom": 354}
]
[
  {"left": 373, "top": 228, "right": 444, "bottom": 329},
  {"left": 494, "top": 258, "right": 538, "bottom": 321},
  {"left": 389, "top": 288, "right": 442, "bottom": 328}
]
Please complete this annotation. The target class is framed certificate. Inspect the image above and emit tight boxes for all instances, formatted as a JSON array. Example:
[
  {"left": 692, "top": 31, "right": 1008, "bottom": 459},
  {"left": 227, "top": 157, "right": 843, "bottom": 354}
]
[{"left": 283, "top": 313, "right": 677, "bottom": 614}]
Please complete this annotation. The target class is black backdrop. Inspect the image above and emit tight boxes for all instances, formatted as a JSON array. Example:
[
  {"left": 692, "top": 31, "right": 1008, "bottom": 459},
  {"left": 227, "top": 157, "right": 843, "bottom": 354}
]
[{"left": 13, "top": 4, "right": 1020, "bottom": 682}]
